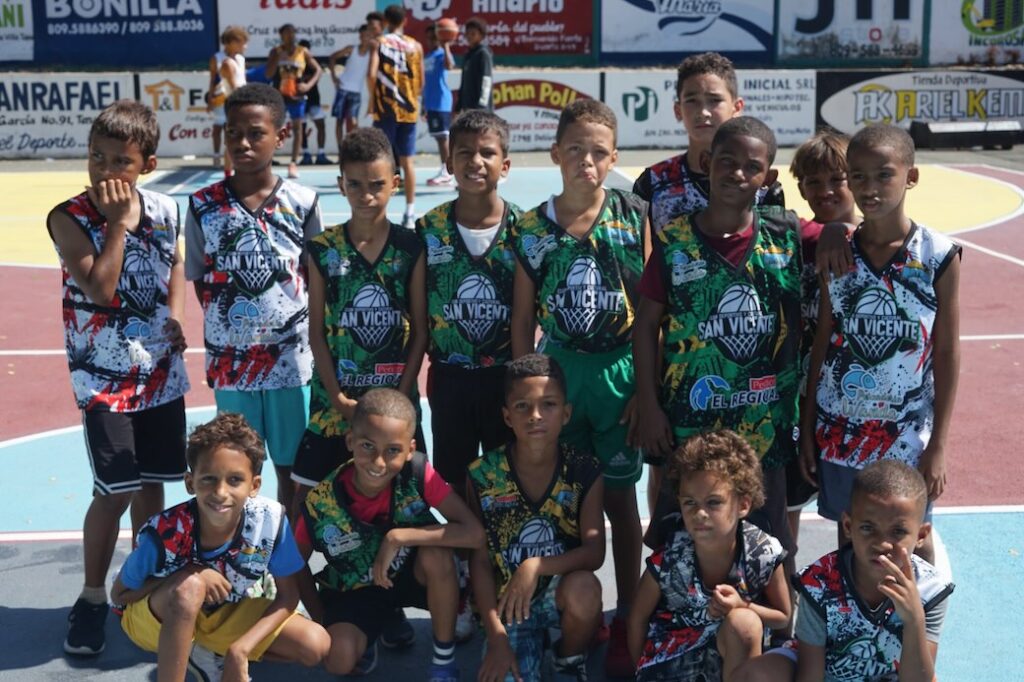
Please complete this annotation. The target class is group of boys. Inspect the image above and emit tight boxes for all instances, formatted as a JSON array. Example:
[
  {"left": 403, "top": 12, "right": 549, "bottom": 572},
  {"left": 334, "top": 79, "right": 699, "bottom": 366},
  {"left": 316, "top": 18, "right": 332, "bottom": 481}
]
[{"left": 52, "top": 44, "right": 957, "bottom": 682}]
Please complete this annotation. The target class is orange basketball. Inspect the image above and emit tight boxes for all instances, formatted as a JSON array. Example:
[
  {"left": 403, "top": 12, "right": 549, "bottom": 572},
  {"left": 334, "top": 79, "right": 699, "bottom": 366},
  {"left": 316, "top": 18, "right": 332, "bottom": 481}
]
[{"left": 436, "top": 17, "right": 459, "bottom": 42}]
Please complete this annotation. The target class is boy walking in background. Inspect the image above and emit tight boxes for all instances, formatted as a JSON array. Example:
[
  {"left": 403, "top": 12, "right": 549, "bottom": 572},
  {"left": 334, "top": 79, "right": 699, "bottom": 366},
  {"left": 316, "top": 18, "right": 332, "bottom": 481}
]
[
  {"left": 328, "top": 24, "right": 373, "bottom": 152},
  {"left": 423, "top": 21, "right": 456, "bottom": 187},
  {"left": 454, "top": 17, "right": 494, "bottom": 113},
  {"left": 48, "top": 100, "right": 190, "bottom": 656}
]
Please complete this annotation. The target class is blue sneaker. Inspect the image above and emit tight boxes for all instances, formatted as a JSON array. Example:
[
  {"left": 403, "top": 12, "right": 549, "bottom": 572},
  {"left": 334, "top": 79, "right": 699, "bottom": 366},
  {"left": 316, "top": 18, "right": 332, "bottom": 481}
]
[
  {"left": 428, "top": 661, "right": 459, "bottom": 682},
  {"left": 379, "top": 607, "right": 415, "bottom": 648},
  {"left": 351, "top": 641, "right": 378, "bottom": 675},
  {"left": 300, "top": 152, "right": 314, "bottom": 166}
]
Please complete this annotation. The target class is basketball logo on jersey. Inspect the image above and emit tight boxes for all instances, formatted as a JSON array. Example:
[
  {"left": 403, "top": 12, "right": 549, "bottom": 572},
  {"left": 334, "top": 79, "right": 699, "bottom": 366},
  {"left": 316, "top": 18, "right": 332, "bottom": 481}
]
[
  {"left": 119, "top": 245, "right": 160, "bottom": 316},
  {"left": 500, "top": 518, "right": 565, "bottom": 571},
  {"left": 216, "top": 228, "right": 290, "bottom": 296},
  {"left": 547, "top": 256, "right": 625, "bottom": 336},
  {"left": 831, "top": 635, "right": 890, "bottom": 679},
  {"left": 443, "top": 273, "right": 508, "bottom": 344},
  {"left": 698, "top": 283, "right": 776, "bottom": 364},
  {"left": 842, "top": 287, "right": 920, "bottom": 365},
  {"left": 340, "top": 283, "right": 402, "bottom": 349}
]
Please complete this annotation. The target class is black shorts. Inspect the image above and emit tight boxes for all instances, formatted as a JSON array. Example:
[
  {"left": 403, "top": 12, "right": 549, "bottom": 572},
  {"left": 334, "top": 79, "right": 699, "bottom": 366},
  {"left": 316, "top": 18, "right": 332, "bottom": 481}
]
[
  {"left": 83, "top": 397, "right": 186, "bottom": 496},
  {"left": 785, "top": 455, "right": 818, "bottom": 511},
  {"left": 427, "top": 362, "right": 510, "bottom": 496},
  {"left": 292, "top": 420, "right": 428, "bottom": 488}
]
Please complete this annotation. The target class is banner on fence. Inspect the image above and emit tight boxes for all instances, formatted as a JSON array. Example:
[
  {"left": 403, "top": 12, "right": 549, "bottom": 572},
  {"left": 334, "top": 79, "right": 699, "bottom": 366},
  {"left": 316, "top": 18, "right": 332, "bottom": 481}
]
[
  {"left": 217, "top": 0, "right": 373, "bottom": 58},
  {"left": 929, "top": 0, "right": 1024, "bottom": 66},
  {"left": 489, "top": 71, "right": 600, "bottom": 149},
  {"left": 0, "top": 0, "right": 33, "bottom": 61}
]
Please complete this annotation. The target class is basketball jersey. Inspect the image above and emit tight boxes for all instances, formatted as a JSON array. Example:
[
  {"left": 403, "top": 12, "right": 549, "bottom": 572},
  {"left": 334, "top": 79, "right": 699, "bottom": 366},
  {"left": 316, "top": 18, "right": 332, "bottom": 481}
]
[
  {"left": 654, "top": 206, "right": 802, "bottom": 469},
  {"left": 276, "top": 44, "right": 306, "bottom": 101},
  {"left": 815, "top": 224, "right": 960, "bottom": 469},
  {"left": 306, "top": 223, "right": 422, "bottom": 438},
  {"left": 212, "top": 50, "right": 246, "bottom": 106},
  {"left": 417, "top": 200, "right": 521, "bottom": 368},
  {"left": 799, "top": 218, "right": 824, "bottom": 396},
  {"left": 639, "top": 521, "right": 784, "bottom": 670},
  {"left": 338, "top": 45, "right": 371, "bottom": 93},
  {"left": 372, "top": 32, "right": 423, "bottom": 123},
  {"left": 467, "top": 442, "right": 601, "bottom": 599},
  {"left": 51, "top": 188, "right": 190, "bottom": 413},
  {"left": 511, "top": 189, "right": 647, "bottom": 354},
  {"left": 423, "top": 47, "right": 452, "bottom": 112},
  {"left": 188, "top": 178, "right": 318, "bottom": 392}
]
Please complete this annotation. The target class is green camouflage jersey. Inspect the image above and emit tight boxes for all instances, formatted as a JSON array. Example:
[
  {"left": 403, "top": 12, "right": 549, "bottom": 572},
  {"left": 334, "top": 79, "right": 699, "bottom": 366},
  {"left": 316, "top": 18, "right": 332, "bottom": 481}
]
[
  {"left": 656, "top": 206, "right": 802, "bottom": 469},
  {"left": 511, "top": 189, "right": 647, "bottom": 353},
  {"left": 417, "top": 200, "right": 521, "bottom": 368},
  {"left": 306, "top": 223, "right": 422, "bottom": 437}
]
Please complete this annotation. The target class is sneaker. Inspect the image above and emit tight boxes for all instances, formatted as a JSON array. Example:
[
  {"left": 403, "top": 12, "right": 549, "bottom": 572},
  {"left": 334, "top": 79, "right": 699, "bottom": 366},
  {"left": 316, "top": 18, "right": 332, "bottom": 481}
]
[
  {"left": 300, "top": 152, "right": 314, "bottom": 166},
  {"left": 379, "top": 607, "right": 416, "bottom": 649},
  {"left": 426, "top": 170, "right": 454, "bottom": 187},
  {"left": 315, "top": 152, "right": 332, "bottom": 165},
  {"left": 454, "top": 593, "right": 476, "bottom": 643},
  {"left": 212, "top": 155, "right": 222, "bottom": 168},
  {"left": 604, "top": 616, "right": 634, "bottom": 678},
  {"left": 187, "top": 642, "right": 224, "bottom": 682},
  {"left": 428, "top": 661, "right": 460, "bottom": 682},
  {"left": 553, "top": 653, "right": 588, "bottom": 682},
  {"left": 287, "top": 162, "right": 300, "bottom": 179},
  {"left": 63, "top": 598, "right": 108, "bottom": 656},
  {"left": 351, "top": 640, "right": 379, "bottom": 675},
  {"left": 401, "top": 213, "right": 416, "bottom": 230}
]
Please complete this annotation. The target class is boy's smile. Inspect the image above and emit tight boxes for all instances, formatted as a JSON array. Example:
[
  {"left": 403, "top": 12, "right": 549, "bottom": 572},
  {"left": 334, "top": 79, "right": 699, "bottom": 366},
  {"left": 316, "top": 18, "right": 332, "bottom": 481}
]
[
  {"left": 346, "top": 414, "right": 415, "bottom": 497},
  {"left": 185, "top": 446, "right": 261, "bottom": 542},
  {"left": 707, "top": 134, "right": 774, "bottom": 208},
  {"left": 799, "top": 169, "right": 855, "bottom": 224},
  {"left": 448, "top": 130, "right": 509, "bottom": 194},
  {"left": 224, "top": 104, "right": 286, "bottom": 175}
]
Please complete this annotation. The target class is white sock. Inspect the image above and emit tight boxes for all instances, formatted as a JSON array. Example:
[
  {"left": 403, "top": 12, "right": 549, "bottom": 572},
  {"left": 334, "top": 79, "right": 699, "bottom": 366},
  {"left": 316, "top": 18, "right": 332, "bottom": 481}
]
[{"left": 405, "top": 203, "right": 415, "bottom": 216}]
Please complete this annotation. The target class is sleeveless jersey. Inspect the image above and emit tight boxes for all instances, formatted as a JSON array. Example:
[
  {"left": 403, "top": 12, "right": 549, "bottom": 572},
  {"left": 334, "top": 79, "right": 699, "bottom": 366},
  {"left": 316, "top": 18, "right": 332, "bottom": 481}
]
[
  {"left": 338, "top": 45, "right": 371, "bottom": 93},
  {"left": 655, "top": 207, "right": 802, "bottom": 469},
  {"left": 190, "top": 179, "right": 317, "bottom": 392},
  {"left": 211, "top": 50, "right": 246, "bottom": 107},
  {"left": 417, "top": 200, "right": 521, "bottom": 368},
  {"left": 306, "top": 223, "right": 422, "bottom": 437},
  {"left": 140, "top": 496, "right": 285, "bottom": 604},
  {"left": 638, "top": 521, "right": 784, "bottom": 670},
  {"left": 796, "top": 546, "right": 953, "bottom": 682},
  {"left": 276, "top": 44, "right": 306, "bottom": 101},
  {"left": 52, "top": 188, "right": 190, "bottom": 413},
  {"left": 372, "top": 33, "right": 422, "bottom": 123},
  {"left": 303, "top": 452, "right": 435, "bottom": 592},
  {"left": 467, "top": 442, "right": 602, "bottom": 599},
  {"left": 511, "top": 189, "right": 647, "bottom": 354},
  {"left": 815, "top": 224, "right": 960, "bottom": 469}
]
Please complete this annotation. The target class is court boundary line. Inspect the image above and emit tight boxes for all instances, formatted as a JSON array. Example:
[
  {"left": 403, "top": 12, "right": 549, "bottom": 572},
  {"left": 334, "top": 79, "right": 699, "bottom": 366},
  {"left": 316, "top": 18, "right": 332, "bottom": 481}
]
[{"left": 931, "top": 164, "right": 1024, "bottom": 236}]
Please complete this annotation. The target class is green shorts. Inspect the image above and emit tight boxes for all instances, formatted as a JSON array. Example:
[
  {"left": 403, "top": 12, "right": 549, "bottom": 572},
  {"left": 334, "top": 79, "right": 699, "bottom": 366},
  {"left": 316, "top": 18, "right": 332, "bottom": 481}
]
[
  {"left": 214, "top": 386, "right": 310, "bottom": 467},
  {"left": 544, "top": 342, "right": 642, "bottom": 489}
]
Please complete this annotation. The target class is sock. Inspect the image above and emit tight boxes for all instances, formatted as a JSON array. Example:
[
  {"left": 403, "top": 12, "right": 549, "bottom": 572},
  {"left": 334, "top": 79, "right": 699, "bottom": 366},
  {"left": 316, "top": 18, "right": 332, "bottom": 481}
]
[
  {"left": 615, "top": 599, "right": 629, "bottom": 620},
  {"left": 80, "top": 585, "right": 107, "bottom": 605},
  {"left": 432, "top": 638, "right": 455, "bottom": 666},
  {"left": 404, "top": 203, "right": 415, "bottom": 217},
  {"left": 554, "top": 653, "right": 586, "bottom": 674}
]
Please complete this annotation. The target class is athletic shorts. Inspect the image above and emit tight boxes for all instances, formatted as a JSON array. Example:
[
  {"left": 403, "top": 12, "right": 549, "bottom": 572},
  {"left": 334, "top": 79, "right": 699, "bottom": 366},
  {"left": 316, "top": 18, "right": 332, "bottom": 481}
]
[
  {"left": 544, "top": 342, "right": 642, "bottom": 489},
  {"left": 212, "top": 104, "right": 226, "bottom": 126},
  {"left": 481, "top": 576, "right": 562, "bottom": 682},
  {"left": 214, "top": 386, "right": 310, "bottom": 468},
  {"left": 426, "top": 110, "right": 451, "bottom": 137},
  {"left": 374, "top": 115, "right": 416, "bottom": 158},
  {"left": 83, "top": 397, "right": 186, "bottom": 496},
  {"left": 305, "top": 102, "right": 326, "bottom": 121},
  {"left": 122, "top": 593, "right": 297, "bottom": 661},
  {"left": 285, "top": 99, "right": 307, "bottom": 121},
  {"left": 785, "top": 454, "right": 818, "bottom": 511},
  {"left": 636, "top": 643, "right": 722, "bottom": 682},
  {"left": 427, "top": 362, "right": 510, "bottom": 496},
  {"left": 818, "top": 460, "right": 933, "bottom": 522},
  {"left": 332, "top": 89, "right": 361, "bottom": 119},
  {"left": 292, "top": 419, "right": 428, "bottom": 488}
]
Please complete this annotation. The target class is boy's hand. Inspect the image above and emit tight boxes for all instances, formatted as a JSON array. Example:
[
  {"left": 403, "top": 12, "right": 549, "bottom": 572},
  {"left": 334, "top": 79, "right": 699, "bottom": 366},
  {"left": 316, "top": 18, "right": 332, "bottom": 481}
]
[
  {"left": 799, "top": 431, "right": 820, "bottom": 487},
  {"left": 877, "top": 548, "right": 926, "bottom": 627},
  {"left": 497, "top": 558, "right": 540, "bottom": 625},
  {"left": 164, "top": 318, "right": 186, "bottom": 353},
  {"left": 331, "top": 393, "right": 358, "bottom": 421},
  {"left": 222, "top": 647, "right": 251, "bottom": 682},
  {"left": 372, "top": 530, "right": 401, "bottom": 588},
  {"left": 619, "top": 394, "right": 641, "bottom": 448},
  {"left": 87, "top": 179, "right": 141, "bottom": 230},
  {"left": 636, "top": 402, "right": 673, "bottom": 459},
  {"left": 815, "top": 221, "right": 856, "bottom": 277},
  {"left": 479, "top": 634, "right": 522, "bottom": 682},
  {"left": 196, "top": 567, "right": 232, "bottom": 606},
  {"left": 708, "top": 584, "right": 746, "bottom": 619},
  {"left": 918, "top": 443, "right": 946, "bottom": 501}
]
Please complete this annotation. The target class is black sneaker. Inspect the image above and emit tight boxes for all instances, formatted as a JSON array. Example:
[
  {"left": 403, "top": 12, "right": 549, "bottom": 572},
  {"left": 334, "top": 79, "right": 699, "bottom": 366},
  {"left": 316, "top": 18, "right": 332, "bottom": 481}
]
[
  {"left": 63, "top": 598, "right": 108, "bottom": 656},
  {"left": 378, "top": 607, "right": 415, "bottom": 649}
]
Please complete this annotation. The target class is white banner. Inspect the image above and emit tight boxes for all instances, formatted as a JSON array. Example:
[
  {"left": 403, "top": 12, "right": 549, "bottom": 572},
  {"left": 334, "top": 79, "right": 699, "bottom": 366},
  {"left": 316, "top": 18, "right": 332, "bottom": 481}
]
[
  {"left": 0, "top": 0, "right": 33, "bottom": 61},
  {"left": 739, "top": 70, "right": 817, "bottom": 146},
  {"left": 929, "top": 1, "right": 1024, "bottom": 66},
  {"left": 777, "top": 0, "right": 924, "bottom": 64},
  {"left": 488, "top": 71, "right": 602, "bottom": 151},
  {"left": 216, "top": 0, "right": 373, "bottom": 57}
]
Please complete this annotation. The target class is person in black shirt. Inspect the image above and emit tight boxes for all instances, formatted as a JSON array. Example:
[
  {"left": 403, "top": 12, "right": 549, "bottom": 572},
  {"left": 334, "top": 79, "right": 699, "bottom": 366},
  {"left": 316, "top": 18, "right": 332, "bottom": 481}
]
[{"left": 455, "top": 17, "right": 493, "bottom": 113}]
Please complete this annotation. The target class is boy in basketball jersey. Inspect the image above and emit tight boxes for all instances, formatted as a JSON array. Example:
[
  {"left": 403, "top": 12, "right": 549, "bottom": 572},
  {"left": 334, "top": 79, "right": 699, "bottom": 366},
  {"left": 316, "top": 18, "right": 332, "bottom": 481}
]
[
  {"left": 509, "top": 98, "right": 649, "bottom": 676},
  {"left": 48, "top": 100, "right": 190, "bottom": 656},
  {"left": 265, "top": 23, "right": 321, "bottom": 179},
  {"left": 185, "top": 84, "right": 323, "bottom": 512}
]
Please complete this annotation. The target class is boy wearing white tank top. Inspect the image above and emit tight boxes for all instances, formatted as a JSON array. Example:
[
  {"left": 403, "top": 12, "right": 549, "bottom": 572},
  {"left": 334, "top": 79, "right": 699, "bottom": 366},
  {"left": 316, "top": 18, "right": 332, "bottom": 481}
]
[{"left": 329, "top": 24, "right": 373, "bottom": 156}]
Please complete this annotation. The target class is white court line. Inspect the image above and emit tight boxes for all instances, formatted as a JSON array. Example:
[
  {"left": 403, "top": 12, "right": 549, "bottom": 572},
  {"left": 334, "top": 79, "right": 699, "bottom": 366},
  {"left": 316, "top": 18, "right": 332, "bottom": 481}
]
[
  {"left": 955, "top": 237, "right": 1024, "bottom": 268},
  {"left": 0, "top": 261, "right": 58, "bottom": 269},
  {"left": 163, "top": 169, "right": 208, "bottom": 196},
  {"left": 933, "top": 165, "right": 1024, "bottom": 236}
]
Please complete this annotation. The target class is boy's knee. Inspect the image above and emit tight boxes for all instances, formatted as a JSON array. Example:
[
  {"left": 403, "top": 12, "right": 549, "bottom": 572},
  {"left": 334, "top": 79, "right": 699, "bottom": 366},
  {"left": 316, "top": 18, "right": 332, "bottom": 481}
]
[
  {"left": 559, "top": 572, "right": 602, "bottom": 619},
  {"left": 416, "top": 546, "right": 456, "bottom": 578},
  {"left": 719, "top": 607, "right": 764, "bottom": 649},
  {"left": 324, "top": 632, "right": 363, "bottom": 675},
  {"left": 296, "top": 624, "right": 331, "bottom": 667},
  {"left": 94, "top": 491, "right": 133, "bottom": 514},
  {"left": 166, "top": 573, "right": 207, "bottom": 619}
]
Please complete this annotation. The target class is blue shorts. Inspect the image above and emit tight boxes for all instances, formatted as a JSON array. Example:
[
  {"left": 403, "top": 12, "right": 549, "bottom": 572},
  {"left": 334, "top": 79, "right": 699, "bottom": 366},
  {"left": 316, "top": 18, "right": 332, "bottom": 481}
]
[
  {"left": 482, "top": 577, "right": 562, "bottom": 682},
  {"left": 332, "top": 89, "right": 361, "bottom": 119},
  {"left": 427, "top": 110, "right": 451, "bottom": 137},
  {"left": 285, "top": 99, "right": 307, "bottom": 121},
  {"left": 818, "top": 460, "right": 934, "bottom": 522},
  {"left": 374, "top": 115, "right": 416, "bottom": 157},
  {"left": 214, "top": 386, "right": 310, "bottom": 467}
]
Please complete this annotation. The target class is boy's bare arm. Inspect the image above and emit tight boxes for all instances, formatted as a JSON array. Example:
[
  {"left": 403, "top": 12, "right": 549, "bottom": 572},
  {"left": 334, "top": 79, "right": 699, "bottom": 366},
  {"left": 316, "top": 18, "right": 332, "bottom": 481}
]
[
  {"left": 366, "top": 49, "right": 380, "bottom": 114},
  {"left": 222, "top": 572, "right": 301, "bottom": 679},
  {"left": 800, "top": 276, "right": 833, "bottom": 486},
  {"left": 307, "top": 257, "right": 356, "bottom": 418},
  {"left": 111, "top": 573, "right": 165, "bottom": 605},
  {"left": 295, "top": 535, "right": 325, "bottom": 624},
  {"left": 397, "top": 253, "right": 428, "bottom": 397},
  {"left": 165, "top": 244, "right": 187, "bottom": 352},
  {"left": 627, "top": 571, "right": 660, "bottom": 664},
  {"left": 510, "top": 262, "right": 537, "bottom": 358},
  {"left": 632, "top": 296, "right": 672, "bottom": 457},
  {"left": 729, "top": 564, "right": 791, "bottom": 631},
  {"left": 328, "top": 46, "right": 354, "bottom": 84},
  {"left": 298, "top": 52, "right": 323, "bottom": 94}
]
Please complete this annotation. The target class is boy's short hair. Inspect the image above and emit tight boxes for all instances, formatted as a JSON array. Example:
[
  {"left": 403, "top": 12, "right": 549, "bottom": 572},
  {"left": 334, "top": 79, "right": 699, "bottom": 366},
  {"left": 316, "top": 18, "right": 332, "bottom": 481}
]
[
  {"left": 848, "top": 123, "right": 916, "bottom": 166},
  {"left": 465, "top": 16, "right": 488, "bottom": 35},
  {"left": 450, "top": 109, "right": 510, "bottom": 156},
  {"left": 225, "top": 83, "right": 287, "bottom": 129},
  {"left": 221, "top": 25, "right": 248, "bottom": 45},
  {"left": 90, "top": 100, "right": 160, "bottom": 159},
  {"left": 384, "top": 4, "right": 405, "bottom": 26},
  {"left": 425, "top": 23, "right": 436, "bottom": 37},
  {"left": 555, "top": 98, "right": 617, "bottom": 145},
  {"left": 667, "top": 430, "right": 765, "bottom": 509},
  {"left": 676, "top": 51, "right": 738, "bottom": 100},
  {"left": 339, "top": 127, "right": 395, "bottom": 172},
  {"left": 851, "top": 460, "right": 928, "bottom": 515},
  {"left": 352, "top": 388, "right": 417, "bottom": 437},
  {"left": 187, "top": 413, "right": 265, "bottom": 475},
  {"left": 358, "top": 23, "right": 369, "bottom": 33},
  {"left": 712, "top": 116, "right": 777, "bottom": 166},
  {"left": 279, "top": 23, "right": 295, "bottom": 34},
  {"left": 366, "top": 11, "right": 385, "bottom": 25},
  {"left": 504, "top": 353, "right": 567, "bottom": 400},
  {"left": 790, "top": 127, "right": 850, "bottom": 181}
]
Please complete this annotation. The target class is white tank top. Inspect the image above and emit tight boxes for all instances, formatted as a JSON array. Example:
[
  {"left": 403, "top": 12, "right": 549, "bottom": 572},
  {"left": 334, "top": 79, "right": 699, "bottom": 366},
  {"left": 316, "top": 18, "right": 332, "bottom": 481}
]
[
  {"left": 338, "top": 46, "right": 370, "bottom": 92},
  {"left": 215, "top": 51, "right": 246, "bottom": 97}
]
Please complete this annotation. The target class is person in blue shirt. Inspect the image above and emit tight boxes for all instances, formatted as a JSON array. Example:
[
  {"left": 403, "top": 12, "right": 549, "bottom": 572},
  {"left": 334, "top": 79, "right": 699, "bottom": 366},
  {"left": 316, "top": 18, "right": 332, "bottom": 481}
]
[{"left": 423, "top": 21, "right": 456, "bottom": 187}]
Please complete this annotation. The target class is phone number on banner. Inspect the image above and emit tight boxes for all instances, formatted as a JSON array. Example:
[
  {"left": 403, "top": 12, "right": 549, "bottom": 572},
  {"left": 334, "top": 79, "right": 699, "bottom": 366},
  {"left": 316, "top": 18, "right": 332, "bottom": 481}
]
[{"left": 47, "top": 19, "right": 205, "bottom": 36}]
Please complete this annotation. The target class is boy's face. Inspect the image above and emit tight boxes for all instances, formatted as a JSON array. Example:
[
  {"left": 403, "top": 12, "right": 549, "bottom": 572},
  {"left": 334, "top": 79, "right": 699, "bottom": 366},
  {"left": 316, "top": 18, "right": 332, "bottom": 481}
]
[
  {"left": 847, "top": 145, "right": 918, "bottom": 223},
  {"left": 550, "top": 120, "right": 618, "bottom": 192},
  {"left": 448, "top": 130, "right": 510, "bottom": 195},
  {"left": 676, "top": 73, "right": 743, "bottom": 149},
  {"left": 280, "top": 27, "right": 296, "bottom": 45},
  {"left": 677, "top": 470, "right": 750, "bottom": 543},
  {"left": 346, "top": 414, "right": 415, "bottom": 497},
  {"left": 226, "top": 38, "right": 247, "bottom": 56},
  {"left": 425, "top": 30, "right": 438, "bottom": 51},
  {"left": 224, "top": 104, "right": 286, "bottom": 175},
  {"left": 368, "top": 19, "right": 384, "bottom": 38},
  {"left": 87, "top": 135, "right": 156, "bottom": 188},
  {"left": 503, "top": 376, "right": 571, "bottom": 448},
  {"left": 706, "top": 134, "right": 777, "bottom": 210},
  {"left": 843, "top": 491, "right": 930, "bottom": 585},
  {"left": 798, "top": 167, "right": 856, "bottom": 224},
  {"left": 185, "top": 446, "right": 261, "bottom": 535},
  {"left": 339, "top": 157, "right": 398, "bottom": 222},
  {"left": 466, "top": 27, "right": 484, "bottom": 46}
]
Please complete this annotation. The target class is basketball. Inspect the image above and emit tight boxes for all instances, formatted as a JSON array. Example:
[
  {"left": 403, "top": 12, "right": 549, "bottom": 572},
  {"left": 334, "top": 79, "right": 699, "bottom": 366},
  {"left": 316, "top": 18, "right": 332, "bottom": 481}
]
[
  {"left": 436, "top": 17, "right": 459, "bottom": 42},
  {"left": 854, "top": 287, "right": 898, "bottom": 317}
]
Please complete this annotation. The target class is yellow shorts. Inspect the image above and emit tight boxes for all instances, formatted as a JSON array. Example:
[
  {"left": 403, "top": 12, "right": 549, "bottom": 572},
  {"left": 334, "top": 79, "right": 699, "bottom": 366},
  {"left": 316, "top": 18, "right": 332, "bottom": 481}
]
[{"left": 121, "top": 595, "right": 296, "bottom": 660}]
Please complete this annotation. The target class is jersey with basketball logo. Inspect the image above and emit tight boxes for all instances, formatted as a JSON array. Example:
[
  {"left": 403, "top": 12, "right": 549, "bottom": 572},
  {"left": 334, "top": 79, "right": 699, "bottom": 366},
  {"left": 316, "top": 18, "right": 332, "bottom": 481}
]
[
  {"left": 815, "top": 224, "right": 960, "bottom": 469},
  {"left": 511, "top": 188, "right": 646, "bottom": 353},
  {"left": 417, "top": 200, "right": 521, "bottom": 368},
  {"left": 306, "top": 223, "right": 422, "bottom": 437},
  {"left": 372, "top": 32, "right": 423, "bottom": 123},
  {"left": 52, "top": 188, "right": 190, "bottom": 413},
  {"left": 188, "top": 179, "right": 318, "bottom": 392},
  {"left": 467, "top": 442, "right": 601, "bottom": 599},
  {"left": 655, "top": 206, "right": 802, "bottom": 469}
]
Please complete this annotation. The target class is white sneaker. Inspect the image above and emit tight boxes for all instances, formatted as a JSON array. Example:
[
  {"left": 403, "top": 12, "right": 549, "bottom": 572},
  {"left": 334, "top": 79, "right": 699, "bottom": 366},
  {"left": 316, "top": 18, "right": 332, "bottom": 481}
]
[
  {"left": 187, "top": 643, "right": 224, "bottom": 682},
  {"left": 402, "top": 212, "right": 416, "bottom": 230},
  {"left": 455, "top": 593, "right": 476, "bottom": 643},
  {"left": 426, "top": 170, "right": 454, "bottom": 187}
]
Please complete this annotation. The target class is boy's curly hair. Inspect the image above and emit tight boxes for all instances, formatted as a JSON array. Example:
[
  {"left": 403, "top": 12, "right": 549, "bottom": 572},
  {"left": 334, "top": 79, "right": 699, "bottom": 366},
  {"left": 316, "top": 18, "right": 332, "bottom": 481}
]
[
  {"left": 676, "top": 51, "right": 738, "bottom": 100},
  {"left": 790, "top": 127, "right": 850, "bottom": 181},
  {"left": 90, "top": 100, "right": 160, "bottom": 159},
  {"left": 667, "top": 430, "right": 764, "bottom": 509},
  {"left": 187, "top": 413, "right": 265, "bottom": 475}
]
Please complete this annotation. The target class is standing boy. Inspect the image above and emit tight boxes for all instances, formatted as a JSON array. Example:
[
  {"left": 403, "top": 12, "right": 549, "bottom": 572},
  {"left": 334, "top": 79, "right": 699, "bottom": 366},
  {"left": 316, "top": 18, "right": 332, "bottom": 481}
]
[
  {"left": 328, "top": 24, "right": 373, "bottom": 152},
  {"left": 185, "top": 83, "right": 323, "bottom": 511},
  {"left": 509, "top": 99, "right": 648, "bottom": 676},
  {"left": 454, "top": 17, "right": 494, "bottom": 113},
  {"left": 207, "top": 26, "right": 248, "bottom": 172},
  {"left": 298, "top": 38, "right": 330, "bottom": 167},
  {"left": 48, "top": 100, "right": 190, "bottom": 656},
  {"left": 265, "top": 23, "right": 321, "bottom": 179},
  {"left": 423, "top": 22, "right": 456, "bottom": 187}
]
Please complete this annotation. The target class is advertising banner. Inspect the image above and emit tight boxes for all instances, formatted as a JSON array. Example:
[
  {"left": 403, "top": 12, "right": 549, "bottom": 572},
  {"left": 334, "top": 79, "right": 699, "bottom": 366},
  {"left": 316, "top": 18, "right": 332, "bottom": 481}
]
[
  {"left": 217, "top": 0, "right": 374, "bottom": 58},
  {"left": 817, "top": 69, "right": 1024, "bottom": 134},
  {"left": 929, "top": 0, "right": 1024, "bottom": 66},
  {"left": 600, "top": 0, "right": 774, "bottom": 64},
  {"left": 402, "top": 0, "right": 592, "bottom": 56},
  {"left": 777, "top": 0, "right": 925, "bottom": 66},
  {"left": 0, "top": 0, "right": 33, "bottom": 61},
  {"left": 489, "top": 70, "right": 600, "bottom": 150},
  {"left": 0, "top": 74, "right": 134, "bottom": 158}
]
